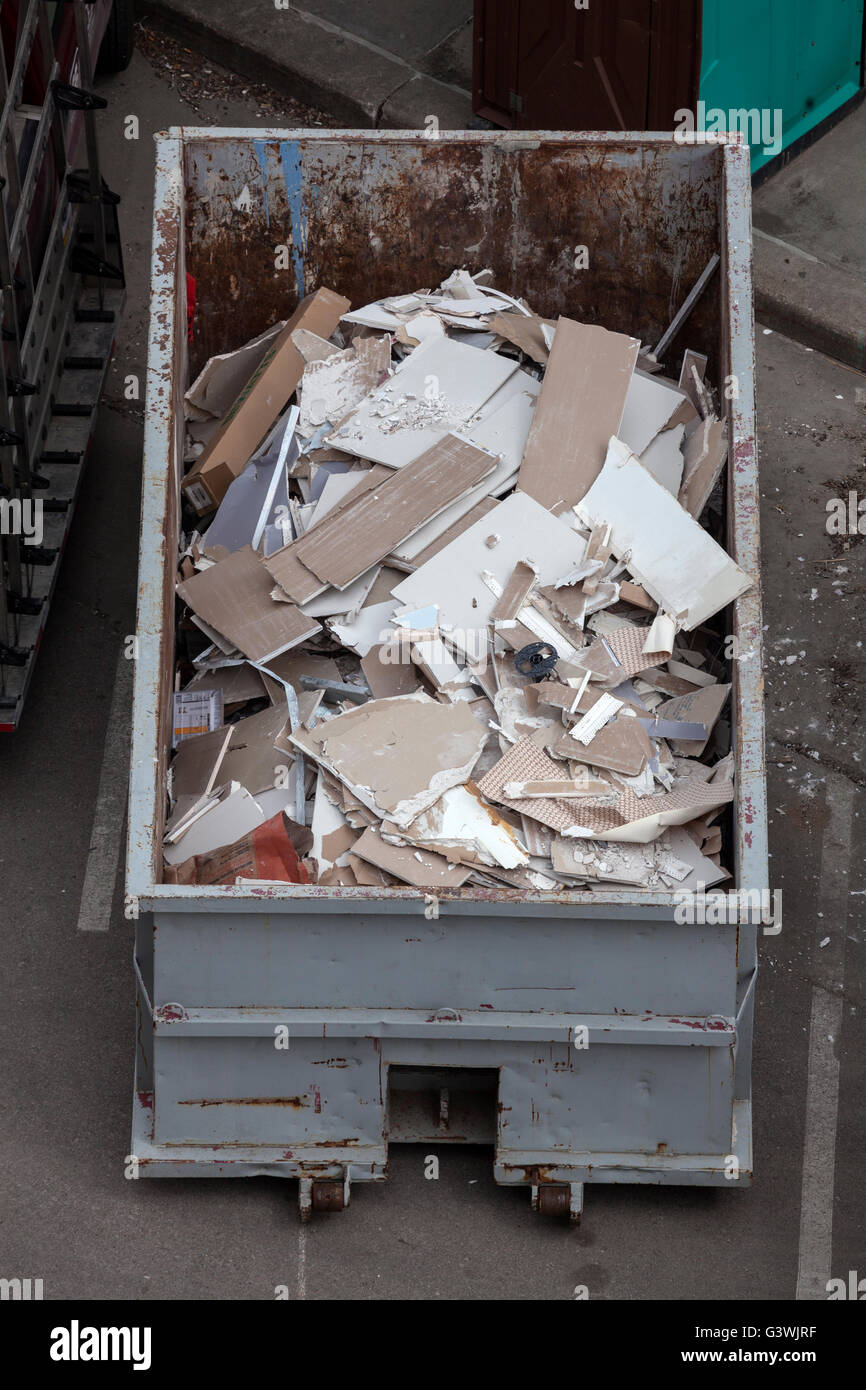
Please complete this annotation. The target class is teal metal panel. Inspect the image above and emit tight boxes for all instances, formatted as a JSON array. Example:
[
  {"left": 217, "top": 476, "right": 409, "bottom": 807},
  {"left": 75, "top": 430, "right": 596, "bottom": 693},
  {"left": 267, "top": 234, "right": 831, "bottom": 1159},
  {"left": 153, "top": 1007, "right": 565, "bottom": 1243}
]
[{"left": 700, "top": 0, "right": 864, "bottom": 171}]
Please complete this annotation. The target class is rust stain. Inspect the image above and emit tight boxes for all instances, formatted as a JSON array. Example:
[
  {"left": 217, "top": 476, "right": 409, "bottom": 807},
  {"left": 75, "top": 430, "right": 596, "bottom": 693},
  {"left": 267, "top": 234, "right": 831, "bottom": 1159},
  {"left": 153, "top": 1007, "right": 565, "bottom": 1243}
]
[{"left": 178, "top": 1096, "right": 310, "bottom": 1108}]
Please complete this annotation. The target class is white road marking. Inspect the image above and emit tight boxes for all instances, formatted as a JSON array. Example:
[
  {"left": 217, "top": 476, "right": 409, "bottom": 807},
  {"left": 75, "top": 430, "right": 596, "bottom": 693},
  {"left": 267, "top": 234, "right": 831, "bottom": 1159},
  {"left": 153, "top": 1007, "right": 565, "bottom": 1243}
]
[
  {"left": 795, "top": 777, "right": 853, "bottom": 1300},
  {"left": 297, "top": 1224, "right": 307, "bottom": 1300},
  {"left": 77, "top": 651, "right": 134, "bottom": 932}
]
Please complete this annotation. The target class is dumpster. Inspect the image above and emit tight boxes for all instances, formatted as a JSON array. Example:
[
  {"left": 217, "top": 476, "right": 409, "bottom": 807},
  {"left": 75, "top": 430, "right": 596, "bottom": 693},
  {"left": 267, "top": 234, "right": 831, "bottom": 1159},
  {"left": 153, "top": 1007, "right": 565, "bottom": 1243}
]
[{"left": 127, "top": 129, "right": 767, "bottom": 1220}]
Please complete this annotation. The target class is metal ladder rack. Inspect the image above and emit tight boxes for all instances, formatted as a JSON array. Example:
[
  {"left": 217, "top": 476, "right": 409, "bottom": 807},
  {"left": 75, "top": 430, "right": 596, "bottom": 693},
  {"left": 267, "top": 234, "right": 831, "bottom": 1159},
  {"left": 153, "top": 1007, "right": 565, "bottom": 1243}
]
[{"left": 0, "top": 0, "right": 125, "bottom": 730}]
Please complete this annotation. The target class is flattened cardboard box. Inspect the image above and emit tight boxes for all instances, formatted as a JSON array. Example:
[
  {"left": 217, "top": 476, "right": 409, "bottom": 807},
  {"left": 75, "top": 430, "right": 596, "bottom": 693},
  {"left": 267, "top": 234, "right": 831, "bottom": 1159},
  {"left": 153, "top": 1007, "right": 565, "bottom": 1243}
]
[{"left": 182, "top": 288, "right": 350, "bottom": 513}]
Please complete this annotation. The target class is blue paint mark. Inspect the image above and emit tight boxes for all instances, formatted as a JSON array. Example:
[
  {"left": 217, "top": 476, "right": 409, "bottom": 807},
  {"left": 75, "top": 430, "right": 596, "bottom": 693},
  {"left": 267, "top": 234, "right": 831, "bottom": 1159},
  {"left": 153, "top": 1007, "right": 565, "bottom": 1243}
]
[
  {"left": 252, "top": 140, "right": 271, "bottom": 228},
  {"left": 279, "top": 140, "right": 306, "bottom": 301}
]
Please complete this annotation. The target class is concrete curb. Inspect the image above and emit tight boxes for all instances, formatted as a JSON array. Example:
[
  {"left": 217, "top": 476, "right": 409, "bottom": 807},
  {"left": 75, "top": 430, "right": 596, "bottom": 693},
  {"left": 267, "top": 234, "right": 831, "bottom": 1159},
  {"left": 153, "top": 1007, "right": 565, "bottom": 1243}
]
[
  {"left": 139, "top": 0, "right": 475, "bottom": 130},
  {"left": 753, "top": 231, "right": 866, "bottom": 373}
]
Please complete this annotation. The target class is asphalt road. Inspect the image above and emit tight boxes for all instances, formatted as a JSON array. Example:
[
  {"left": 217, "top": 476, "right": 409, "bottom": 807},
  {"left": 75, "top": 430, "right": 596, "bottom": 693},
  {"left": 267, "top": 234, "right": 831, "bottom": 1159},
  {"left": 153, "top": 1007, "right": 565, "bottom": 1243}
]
[{"left": 0, "top": 25, "right": 863, "bottom": 1301}]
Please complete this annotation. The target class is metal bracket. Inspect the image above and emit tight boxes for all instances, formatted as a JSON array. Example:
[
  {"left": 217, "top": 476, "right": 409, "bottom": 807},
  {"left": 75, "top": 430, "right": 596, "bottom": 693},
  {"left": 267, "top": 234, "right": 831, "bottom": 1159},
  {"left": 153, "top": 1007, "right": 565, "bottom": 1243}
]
[
  {"left": 68, "top": 244, "right": 124, "bottom": 280},
  {"left": 51, "top": 80, "right": 108, "bottom": 113}
]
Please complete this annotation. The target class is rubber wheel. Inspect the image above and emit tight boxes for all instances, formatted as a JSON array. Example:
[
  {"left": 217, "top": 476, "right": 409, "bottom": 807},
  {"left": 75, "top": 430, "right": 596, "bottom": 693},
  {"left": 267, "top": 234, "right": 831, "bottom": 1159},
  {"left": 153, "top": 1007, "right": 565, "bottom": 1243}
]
[{"left": 97, "top": 0, "right": 136, "bottom": 74}]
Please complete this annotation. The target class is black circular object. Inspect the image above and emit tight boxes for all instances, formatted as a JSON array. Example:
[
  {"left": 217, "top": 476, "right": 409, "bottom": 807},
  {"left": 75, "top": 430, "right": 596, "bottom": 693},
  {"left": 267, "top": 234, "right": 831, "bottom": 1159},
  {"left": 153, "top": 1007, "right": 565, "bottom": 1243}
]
[{"left": 514, "top": 641, "right": 559, "bottom": 681}]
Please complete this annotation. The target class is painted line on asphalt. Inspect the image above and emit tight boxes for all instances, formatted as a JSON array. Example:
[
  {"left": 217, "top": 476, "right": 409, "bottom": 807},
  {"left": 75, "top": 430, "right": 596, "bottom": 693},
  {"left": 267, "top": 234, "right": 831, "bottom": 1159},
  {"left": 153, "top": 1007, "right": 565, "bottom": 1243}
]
[
  {"left": 795, "top": 776, "right": 853, "bottom": 1300},
  {"left": 77, "top": 650, "right": 133, "bottom": 932}
]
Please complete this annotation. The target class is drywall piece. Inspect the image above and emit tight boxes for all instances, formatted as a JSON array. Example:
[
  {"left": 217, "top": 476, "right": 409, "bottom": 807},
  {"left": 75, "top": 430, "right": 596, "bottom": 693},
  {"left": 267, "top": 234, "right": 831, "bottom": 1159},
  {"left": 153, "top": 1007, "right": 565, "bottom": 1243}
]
[
  {"left": 311, "top": 777, "right": 356, "bottom": 876},
  {"left": 559, "top": 770, "right": 736, "bottom": 844},
  {"left": 298, "top": 335, "right": 391, "bottom": 436},
  {"left": 490, "top": 560, "right": 538, "bottom": 624},
  {"left": 640, "top": 423, "right": 685, "bottom": 495},
  {"left": 183, "top": 288, "right": 350, "bottom": 512},
  {"left": 217, "top": 701, "right": 291, "bottom": 795},
  {"left": 289, "top": 691, "right": 487, "bottom": 829},
  {"left": 619, "top": 581, "right": 657, "bottom": 612},
  {"left": 291, "top": 328, "right": 343, "bottom": 364},
  {"left": 619, "top": 370, "right": 692, "bottom": 457},
  {"left": 286, "top": 435, "right": 498, "bottom": 593},
  {"left": 477, "top": 738, "right": 592, "bottom": 836},
  {"left": 386, "top": 377, "right": 537, "bottom": 570},
  {"left": 656, "top": 683, "right": 731, "bottom": 756},
  {"left": 265, "top": 467, "right": 392, "bottom": 605},
  {"left": 341, "top": 302, "right": 404, "bottom": 331},
  {"left": 517, "top": 318, "right": 640, "bottom": 511},
  {"left": 389, "top": 496, "right": 499, "bottom": 571},
  {"left": 679, "top": 349, "right": 708, "bottom": 410},
  {"left": 361, "top": 644, "right": 422, "bottom": 699},
  {"left": 569, "top": 692, "right": 623, "bottom": 744},
  {"left": 576, "top": 438, "right": 753, "bottom": 630},
  {"left": 395, "top": 782, "right": 528, "bottom": 869},
  {"left": 395, "top": 311, "right": 446, "bottom": 347},
  {"left": 169, "top": 723, "right": 234, "bottom": 801},
  {"left": 163, "top": 783, "right": 265, "bottom": 866},
  {"left": 177, "top": 545, "right": 322, "bottom": 663},
  {"left": 326, "top": 336, "right": 518, "bottom": 468},
  {"left": 556, "top": 711, "right": 653, "bottom": 778},
  {"left": 184, "top": 320, "right": 285, "bottom": 421},
  {"left": 392, "top": 493, "right": 586, "bottom": 658},
  {"left": 504, "top": 777, "right": 609, "bottom": 799},
  {"left": 258, "top": 651, "right": 341, "bottom": 707},
  {"left": 411, "top": 637, "right": 469, "bottom": 693},
  {"left": 666, "top": 659, "right": 716, "bottom": 687},
  {"left": 185, "top": 662, "right": 267, "bottom": 710},
  {"left": 678, "top": 416, "right": 728, "bottom": 518},
  {"left": 300, "top": 566, "right": 380, "bottom": 619},
  {"left": 351, "top": 826, "right": 472, "bottom": 888},
  {"left": 328, "top": 600, "right": 398, "bottom": 657},
  {"left": 488, "top": 310, "right": 555, "bottom": 364},
  {"left": 203, "top": 449, "right": 291, "bottom": 558},
  {"left": 309, "top": 471, "right": 366, "bottom": 527}
]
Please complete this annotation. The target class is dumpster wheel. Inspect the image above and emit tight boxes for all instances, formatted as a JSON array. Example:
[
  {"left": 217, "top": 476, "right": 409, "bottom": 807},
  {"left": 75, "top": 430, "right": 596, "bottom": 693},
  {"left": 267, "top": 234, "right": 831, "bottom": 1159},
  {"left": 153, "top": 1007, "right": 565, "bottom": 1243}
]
[
  {"left": 533, "top": 1182, "right": 584, "bottom": 1224},
  {"left": 298, "top": 1176, "right": 348, "bottom": 1221}
]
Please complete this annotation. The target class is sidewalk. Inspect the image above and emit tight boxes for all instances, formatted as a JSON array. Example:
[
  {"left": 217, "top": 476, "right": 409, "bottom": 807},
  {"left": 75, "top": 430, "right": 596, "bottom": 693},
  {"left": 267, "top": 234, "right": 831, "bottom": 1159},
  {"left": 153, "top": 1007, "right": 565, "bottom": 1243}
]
[
  {"left": 141, "top": 0, "right": 865, "bottom": 371},
  {"left": 141, "top": 0, "right": 477, "bottom": 128}
]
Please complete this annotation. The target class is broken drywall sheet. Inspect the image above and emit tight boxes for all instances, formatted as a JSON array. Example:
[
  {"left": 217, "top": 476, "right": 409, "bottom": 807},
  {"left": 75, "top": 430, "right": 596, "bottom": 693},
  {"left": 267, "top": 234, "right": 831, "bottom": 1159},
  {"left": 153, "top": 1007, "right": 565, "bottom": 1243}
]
[
  {"left": 351, "top": 825, "right": 472, "bottom": 888},
  {"left": 678, "top": 416, "right": 728, "bottom": 519},
  {"left": 655, "top": 683, "right": 731, "bottom": 756},
  {"left": 618, "top": 370, "right": 693, "bottom": 457},
  {"left": 289, "top": 692, "right": 488, "bottom": 829},
  {"left": 163, "top": 783, "right": 266, "bottom": 866},
  {"left": 393, "top": 782, "right": 528, "bottom": 869},
  {"left": 640, "top": 422, "right": 685, "bottom": 496},
  {"left": 391, "top": 492, "right": 586, "bottom": 657},
  {"left": 177, "top": 544, "right": 322, "bottom": 663},
  {"left": 297, "top": 334, "right": 390, "bottom": 436},
  {"left": 326, "top": 336, "right": 518, "bottom": 468},
  {"left": 184, "top": 321, "right": 286, "bottom": 422},
  {"left": 518, "top": 318, "right": 640, "bottom": 511},
  {"left": 488, "top": 310, "right": 556, "bottom": 364},
  {"left": 183, "top": 287, "right": 350, "bottom": 512},
  {"left": 268, "top": 437, "right": 497, "bottom": 598},
  {"left": 575, "top": 438, "right": 753, "bottom": 630}
]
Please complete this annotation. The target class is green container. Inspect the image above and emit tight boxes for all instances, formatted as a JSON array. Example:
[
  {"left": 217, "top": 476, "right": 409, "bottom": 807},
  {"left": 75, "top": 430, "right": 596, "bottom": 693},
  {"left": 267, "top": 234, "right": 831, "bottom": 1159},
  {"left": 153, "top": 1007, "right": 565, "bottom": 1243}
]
[{"left": 700, "top": 0, "right": 864, "bottom": 171}]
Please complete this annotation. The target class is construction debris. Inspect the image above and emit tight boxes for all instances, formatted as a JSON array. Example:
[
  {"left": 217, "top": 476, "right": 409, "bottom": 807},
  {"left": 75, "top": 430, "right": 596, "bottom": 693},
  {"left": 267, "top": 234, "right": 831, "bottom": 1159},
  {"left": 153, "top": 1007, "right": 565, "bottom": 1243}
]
[{"left": 169, "top": 267, "right": 750, "bottom": 889}]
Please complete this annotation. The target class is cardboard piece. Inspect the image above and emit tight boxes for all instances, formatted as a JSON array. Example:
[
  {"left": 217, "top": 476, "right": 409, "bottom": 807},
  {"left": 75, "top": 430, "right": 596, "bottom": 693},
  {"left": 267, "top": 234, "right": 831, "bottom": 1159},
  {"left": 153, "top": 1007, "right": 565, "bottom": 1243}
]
[
  {"left": 517, "top": 318, "right": 640, "bottom": 511},
  {"left": 183, "top": 288, "right": 350, "bottom": 512},
  {"left": 177, "top": 545, "right": 322, "bottom": 663},
  {"left": 185, "top": 321, "right": 285, "bottom": 422}
]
